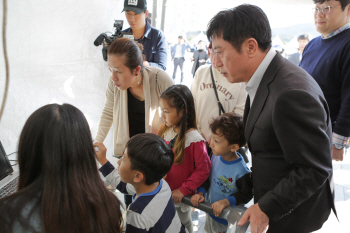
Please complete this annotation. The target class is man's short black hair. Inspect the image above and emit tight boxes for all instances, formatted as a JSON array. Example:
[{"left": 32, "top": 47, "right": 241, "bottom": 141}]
[
  {"left": 313, "top": 0, "right": 350, "bottom": 11},
  {"left": 207, "top": 4, "right": 272, "bottom": 52},
  {"left": 126, "top": 133, "right": 174, "bottom": 185},
  {"left": 298, "top": 34, "right": 310, "bottom": 41}
]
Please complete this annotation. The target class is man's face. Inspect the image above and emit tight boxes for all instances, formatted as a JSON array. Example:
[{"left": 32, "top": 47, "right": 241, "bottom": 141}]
[
  {"left": 314, "top": 0, "right": 350, "bottom": 37},
  {"left": 298, "top": 39, "right": 309, "bottom": 53},
  {"left": 178, "top": 38, "right": 183, "bottom": 44},
  {"left": 125, "top": 10, "right": 148, "bottom": 31},
  {"left": 198, "top": 41, "right": 205, "bottom": 50},
  {"left": 212, "top": 36, "right": 249, "bottom": 83}
]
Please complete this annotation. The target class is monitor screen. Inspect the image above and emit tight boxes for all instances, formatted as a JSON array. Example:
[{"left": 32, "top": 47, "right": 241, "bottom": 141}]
[{"left": 0, "top": 141, "right": 13, "bottom": 181}]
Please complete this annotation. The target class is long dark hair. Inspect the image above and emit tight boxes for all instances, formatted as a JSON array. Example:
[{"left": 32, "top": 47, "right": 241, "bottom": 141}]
[
  {"left": 0, "top": 104, "right": 122, "bottom": 233},
  {"left": 158, "top": 85, "right": 197, "bottom": 164}
]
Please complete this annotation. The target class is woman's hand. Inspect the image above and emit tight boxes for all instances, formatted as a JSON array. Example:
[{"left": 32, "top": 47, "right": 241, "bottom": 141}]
[
  {"left": 191, "top": 193, "right": 205, "bottom": 207},
  {"left": 172, "top": 189, "right": 185, "bottom": 203},
  {"left": 93, "top": 142, "right": 108, "bottom": 166}
]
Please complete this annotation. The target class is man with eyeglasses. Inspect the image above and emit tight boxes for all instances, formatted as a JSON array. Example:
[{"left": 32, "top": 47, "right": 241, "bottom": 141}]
[
  {"left": 300, "top": 0, "right": 350, "bottom": 161},
  {"left": 121, "top": 0, "right": 168, "bottom": 70}
]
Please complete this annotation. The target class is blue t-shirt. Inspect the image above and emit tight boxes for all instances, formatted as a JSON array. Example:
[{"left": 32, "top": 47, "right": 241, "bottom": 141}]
[{"left": 199, "top": 153, "right": 251, "bottom": 225}]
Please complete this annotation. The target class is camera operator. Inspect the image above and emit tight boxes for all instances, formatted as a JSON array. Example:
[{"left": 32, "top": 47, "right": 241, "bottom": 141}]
[{"left": 121, "top": 0, "right": 168, "bottom": 70}]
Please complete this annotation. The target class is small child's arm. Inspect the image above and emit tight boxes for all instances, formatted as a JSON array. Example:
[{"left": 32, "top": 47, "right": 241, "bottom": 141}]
[
  {"left": 229, "top": 172, "right": 253, "bottom": 206},
  {"left": 95, "top": 142, "right": 136, "bottom": 195},
  {"left": 191, "top": 192, "right": 205, "bottom": 207},
  {"left": 212, "top": 172, "right": 253, "bottom": 217},
  {"left": 179, "top": 141, "right": 211, "bottom": 196},
  {"left": 99, "top": 161, "right": 136, "bottom": 195},
  {"left": 212, "top": 199, "right": 230, "bottom": 217},
  {"left": 191, "top": 175, "right": 210, "bottom": 206}
]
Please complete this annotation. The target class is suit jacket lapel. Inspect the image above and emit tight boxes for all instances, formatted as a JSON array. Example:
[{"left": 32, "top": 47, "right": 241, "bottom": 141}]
[
  {"left": 244, "top": 53, "right": 285, "bottom": 144},
  {"left": 243, "top": 95, "right": 250, "bottom": 126}
]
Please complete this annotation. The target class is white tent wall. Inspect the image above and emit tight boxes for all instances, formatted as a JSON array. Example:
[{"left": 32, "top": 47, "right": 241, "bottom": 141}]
[{"left": 0, "top": 0, "right": 124, "bottom": 159}]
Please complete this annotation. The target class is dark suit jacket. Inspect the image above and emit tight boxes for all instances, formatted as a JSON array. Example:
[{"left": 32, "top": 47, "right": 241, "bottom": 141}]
[
  {"left": 288, "top": 52, "right": 300, "bottom": 66},
  {"left": 191, "top": 50, "right": 208, "bottom": 75},
  {"left": 244, "top": 53, "right": 336, "bottom": 233}
]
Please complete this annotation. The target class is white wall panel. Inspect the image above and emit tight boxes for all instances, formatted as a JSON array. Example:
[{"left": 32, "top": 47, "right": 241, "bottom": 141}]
[{"left": 0, "top": 0, "right": 124, "bottom": 160}]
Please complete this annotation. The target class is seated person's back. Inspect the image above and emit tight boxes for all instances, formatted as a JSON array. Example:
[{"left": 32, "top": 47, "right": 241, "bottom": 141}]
[{"left": 0, "top": 103, "right": 123, "bottom": 233}]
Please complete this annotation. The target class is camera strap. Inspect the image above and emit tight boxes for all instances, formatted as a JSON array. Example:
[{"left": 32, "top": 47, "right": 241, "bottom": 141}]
[{"left": 210, "top": 65, "right": 225, "bottom": 116}]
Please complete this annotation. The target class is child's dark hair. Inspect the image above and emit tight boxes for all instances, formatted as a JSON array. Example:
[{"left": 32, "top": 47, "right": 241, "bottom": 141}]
[
  {"left": 209, "top": 112, "right": 246, "bottom": 147},
  {"left": 158, "top": 85, "right": 197, "bottom": 164},
  {"left": 126, "top": 133, "right": 174, "bottom": 185}
]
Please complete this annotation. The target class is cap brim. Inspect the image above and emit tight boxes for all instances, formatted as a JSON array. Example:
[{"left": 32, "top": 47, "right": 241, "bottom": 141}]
[{"left": 122, "top": 6, "right": 144, "bottom": 14}]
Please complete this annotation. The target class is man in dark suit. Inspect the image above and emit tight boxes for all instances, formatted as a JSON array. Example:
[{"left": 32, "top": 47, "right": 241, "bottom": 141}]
[
  {"left": 288, "top": 34, "right": 310, "bottom": 66},
  {"left": 207, "top": 4, "right": 336, "bottom": 233},
  {"left": 190, "top": 40, "right": 208, "bottom": 77}
]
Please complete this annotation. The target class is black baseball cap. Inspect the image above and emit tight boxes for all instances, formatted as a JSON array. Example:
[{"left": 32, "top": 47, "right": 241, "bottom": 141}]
[{"left": 122, "top": 0, "right": 147, "bottom": 14}]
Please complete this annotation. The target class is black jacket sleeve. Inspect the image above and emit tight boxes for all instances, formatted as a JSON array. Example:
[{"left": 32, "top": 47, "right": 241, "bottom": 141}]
[{"left": 230, "top": 172, "right": 253, "bottom": 205}]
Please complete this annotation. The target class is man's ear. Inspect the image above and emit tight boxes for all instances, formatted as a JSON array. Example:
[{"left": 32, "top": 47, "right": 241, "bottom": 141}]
[
  {"left": 230, "top": 144, "right": 240, "bottom": 152},
  {"left": 145, "top": 10, "right": 149, "bottom": 18},
  {"left": 245, "top": 38, "right": 258, "bottom": 58},
  {"left": 133, "top": 171, "right": 144, "bottom": 183}
]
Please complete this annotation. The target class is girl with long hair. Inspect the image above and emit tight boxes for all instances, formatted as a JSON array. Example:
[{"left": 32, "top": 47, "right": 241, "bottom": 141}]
[
  {"left": 0, "top": 104, "right": 122, "bottom": 233},
  {"left": 158, "top": 85, "right": 211, "bottom": 233}
]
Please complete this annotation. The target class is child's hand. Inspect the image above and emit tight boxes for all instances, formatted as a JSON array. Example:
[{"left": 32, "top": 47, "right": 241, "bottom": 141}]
[
  {"left": 212, "top": 199, "right": 230, "bottom": 217},
  {"left": 191, "top": 193, "right": 205, "bottom": 207},
  {"left": 93, "top": 142, "right": 108, "bottom": 166},
  {"left": 172, "top": 189, "right": 185, "bottom": 203}
]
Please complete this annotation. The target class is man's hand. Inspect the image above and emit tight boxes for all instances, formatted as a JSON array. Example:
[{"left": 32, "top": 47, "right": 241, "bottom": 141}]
[
  {"left": 212, "top": 199, "right": 229, "bottom": 217},
  {"left": 172, "top": 189, "right": 185, "bottom": 203},
  {"left": 143, "top": 61, "right": 150, "bottom": 66},
  {"left": 237, "top": 203, "right": 269, "bottom": 233},
  {"left": 191, "top": 193, "right": 205, "bottom": 207},
  {"left": 190, "top": 57, "right": 194, "bottom": 62},
  {"left": 332, "top": 144, "right": 344, "bottom": 161},
  {"left": 93, "top": 142, "right": 108, "bottom": 166}
]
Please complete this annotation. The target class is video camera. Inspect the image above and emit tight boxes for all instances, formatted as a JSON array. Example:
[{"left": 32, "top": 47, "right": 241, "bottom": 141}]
[{"left": 94, "top": 20, "right": 134, "bottom": 61}]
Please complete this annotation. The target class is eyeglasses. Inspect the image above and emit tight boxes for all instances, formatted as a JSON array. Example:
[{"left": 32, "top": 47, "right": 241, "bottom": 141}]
[
  {"left": 208, "top": 49, "right": 215, "bottom": 55},
  {"left": 312, "top": 4, "right": 341, "bottom": 15}
]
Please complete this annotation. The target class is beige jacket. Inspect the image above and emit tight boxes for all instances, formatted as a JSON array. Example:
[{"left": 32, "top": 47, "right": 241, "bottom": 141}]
[{"left": 95, "top": 66, "right": 174, "bottom": 156}]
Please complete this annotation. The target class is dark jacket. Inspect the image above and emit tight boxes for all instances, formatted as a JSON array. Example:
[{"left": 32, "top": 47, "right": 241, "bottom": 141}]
[
  {"left": 244, "top": 52, "right": 336, "bottom": 233},
  {"left": 123, "top": 20, "right": 168, "bottom": 70}
]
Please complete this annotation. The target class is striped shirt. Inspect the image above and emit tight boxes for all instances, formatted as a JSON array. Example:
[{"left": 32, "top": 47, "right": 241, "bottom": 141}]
[{"left": 124, "top": 179, "right": 187, "bottom": 233}]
